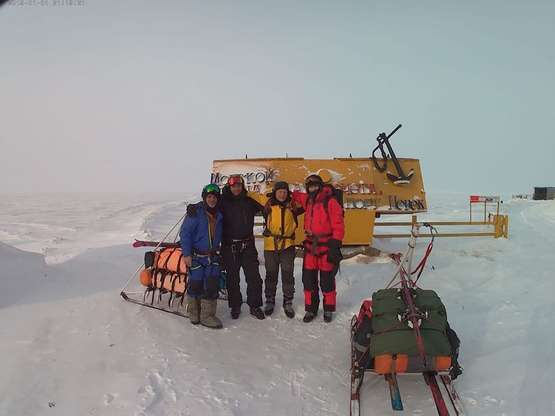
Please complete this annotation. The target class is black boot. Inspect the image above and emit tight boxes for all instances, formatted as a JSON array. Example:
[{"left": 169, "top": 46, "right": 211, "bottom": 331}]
[
  {"left": 250, "top": 307, "right": 265, "bottom": 320},
  {"left": 231, "top": 306, "right": 241, "bottom": 319},
  {"left": 264, "top": 302, "right": 275, "bottom": 316},
  {"left": 303, "top": 311, "right": 316, "bottom": 323},
  {"left": 283, "top": 303, "right": 295, "bottom": 319},
  {"left": 323, "top": 311, "right": 333, "bottom": 323}
]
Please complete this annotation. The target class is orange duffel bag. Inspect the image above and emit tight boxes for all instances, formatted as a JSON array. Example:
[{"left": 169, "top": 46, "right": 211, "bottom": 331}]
[
  {"left": 139, "top": 268, "right": 187, "bottom": 294},
  {"left": 154, "top": 248, "right": 188, "bottom": 274},
  {"left": 138, "top": 247, "right": 188, "bottom": 294},
  {"left": 373, "top": 354, "right": 451, "bottom": 374}
]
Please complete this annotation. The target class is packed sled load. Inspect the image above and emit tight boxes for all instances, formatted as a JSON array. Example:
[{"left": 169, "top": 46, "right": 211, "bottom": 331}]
[
  {"left": 353, "top": 288, "right": 461, "bottom": 376},
  {"left": 139, "top": 247, "right": 187, "bottom": 296},
  {"left": 349, "top": 225, "right": 464, "bottom": 416}
]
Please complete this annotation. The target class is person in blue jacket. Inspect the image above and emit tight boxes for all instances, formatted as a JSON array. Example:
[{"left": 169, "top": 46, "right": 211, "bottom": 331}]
[{"left": 180, "top": 184, "right": 224, "bottom": 329}]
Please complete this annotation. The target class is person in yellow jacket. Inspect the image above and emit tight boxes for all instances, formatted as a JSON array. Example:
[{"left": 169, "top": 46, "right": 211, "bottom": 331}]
[{"left": 250, "top": 181, "right": 303, "bottom": 318}]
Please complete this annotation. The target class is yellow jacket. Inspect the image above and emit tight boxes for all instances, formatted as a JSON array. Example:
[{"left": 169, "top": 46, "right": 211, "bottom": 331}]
[{"left": 249, "top": 192, "right": 299, "bottom": 251}]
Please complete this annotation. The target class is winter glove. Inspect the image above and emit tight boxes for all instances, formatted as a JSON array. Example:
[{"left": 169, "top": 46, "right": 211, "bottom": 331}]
[
  {"left": 327, "top": 239, "right": 343, "bottom": 265},
  {"left": 186, "top": 204, "right": 197, "bottom": 217}
]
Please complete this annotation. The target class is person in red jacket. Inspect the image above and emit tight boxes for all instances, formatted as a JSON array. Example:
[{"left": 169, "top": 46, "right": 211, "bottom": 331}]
[{"left": 293, "top": 174, "right": 345, "bottom": 323}]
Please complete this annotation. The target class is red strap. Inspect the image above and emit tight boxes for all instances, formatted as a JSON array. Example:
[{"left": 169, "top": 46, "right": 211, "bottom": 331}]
[{"left": 389, "top": 237, "right": 434, "bottom": 288}]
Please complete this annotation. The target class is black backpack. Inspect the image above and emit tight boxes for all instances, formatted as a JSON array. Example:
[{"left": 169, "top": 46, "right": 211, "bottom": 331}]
[{"left": 322, "top": 185, "right": 344, "bottom": 217}]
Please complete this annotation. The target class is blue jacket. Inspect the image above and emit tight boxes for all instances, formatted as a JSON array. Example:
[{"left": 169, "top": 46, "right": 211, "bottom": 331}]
[{"left": 180, "top": 202, "right": 223, "bottom": 257}]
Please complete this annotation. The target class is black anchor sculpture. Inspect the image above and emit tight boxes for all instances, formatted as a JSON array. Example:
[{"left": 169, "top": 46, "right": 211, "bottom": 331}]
[{"left": 371, "top": 124, "right": 414, "bottom": 185}]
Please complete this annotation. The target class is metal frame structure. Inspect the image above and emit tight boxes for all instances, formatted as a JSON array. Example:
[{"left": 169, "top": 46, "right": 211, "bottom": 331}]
[
  {"left": 374, "top": 213, "right": 508, "bottom": 239},
  {"left": 374, "top": 195, "right": 508, "bottom": 240}
]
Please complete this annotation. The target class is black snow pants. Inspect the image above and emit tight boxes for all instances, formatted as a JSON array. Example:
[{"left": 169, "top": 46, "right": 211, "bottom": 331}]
[{"left": 221, "top": 239, "right": 263, "bottom": 309}]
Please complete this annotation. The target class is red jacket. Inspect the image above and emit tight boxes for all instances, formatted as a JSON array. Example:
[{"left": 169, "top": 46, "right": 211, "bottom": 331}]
[{"left": 293, "top": 186, "right": 345, "bottom": 243}]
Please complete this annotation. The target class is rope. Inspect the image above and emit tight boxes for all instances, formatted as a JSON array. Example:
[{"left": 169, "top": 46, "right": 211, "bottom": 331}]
[
  {"left": 411, "top": 224, "right": 437, "bottom": 285},
  {"left": 387, "top": 223, "right": 437, "bottom": 289}
]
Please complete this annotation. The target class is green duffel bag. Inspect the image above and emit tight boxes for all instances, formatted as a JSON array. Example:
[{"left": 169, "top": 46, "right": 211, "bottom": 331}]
[{"left": 370, "top": 288, "right": 452, "bottom": 358}]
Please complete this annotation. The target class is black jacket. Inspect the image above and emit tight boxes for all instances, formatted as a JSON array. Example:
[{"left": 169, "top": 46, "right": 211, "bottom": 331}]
[{"left": 219, "top": 185, "right": 264, "bottom": 244}]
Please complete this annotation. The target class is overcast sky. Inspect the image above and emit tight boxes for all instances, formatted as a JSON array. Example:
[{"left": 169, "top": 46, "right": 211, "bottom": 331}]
[{"left": 1, "top": 1, "right": 553, "bottom": 195}]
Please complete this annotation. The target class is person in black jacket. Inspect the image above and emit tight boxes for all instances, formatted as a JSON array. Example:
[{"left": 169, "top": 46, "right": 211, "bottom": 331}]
[{"left": 219, "top": 174, "right": 266, "bottom": 320}]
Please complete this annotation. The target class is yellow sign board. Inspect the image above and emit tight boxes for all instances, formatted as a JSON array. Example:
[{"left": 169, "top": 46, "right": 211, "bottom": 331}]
[{"left": 212, "top": 157, "right": 426, "bottom": 246}]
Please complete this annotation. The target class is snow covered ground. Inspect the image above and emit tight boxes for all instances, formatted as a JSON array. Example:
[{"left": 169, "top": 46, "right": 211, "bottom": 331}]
[{"left": 0, "top": 192, "right": 553, "bottom": 416}]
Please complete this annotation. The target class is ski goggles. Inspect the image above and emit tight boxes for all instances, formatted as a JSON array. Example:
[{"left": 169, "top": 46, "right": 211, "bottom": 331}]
[
  {"left": 227, "top": 175, "right": 244, "bottom": 187},
  {"left": 203, "top": 183, "right": 221, "bottom": 195}
]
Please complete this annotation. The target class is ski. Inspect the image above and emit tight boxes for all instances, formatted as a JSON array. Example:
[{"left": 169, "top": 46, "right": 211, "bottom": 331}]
[
  {"left": 385, "top": 373, "right": 403, "bottom": 411},
  {"left": 424, "top": 372, "right": 450, "bottom": 416},
  {"left": 132, "top": 239, "right": 180, "bottom": 248},
  {"left": 440, "top": 375, "right": 465, "bottom": 416},
  {"left": 350, "top": 376, "right": 362, "bottom": 416}
]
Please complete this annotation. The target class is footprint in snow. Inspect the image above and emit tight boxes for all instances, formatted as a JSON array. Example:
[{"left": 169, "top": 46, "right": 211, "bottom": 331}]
[{"left": 103, "top": 393, "right": 117, "bottom": 405}]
